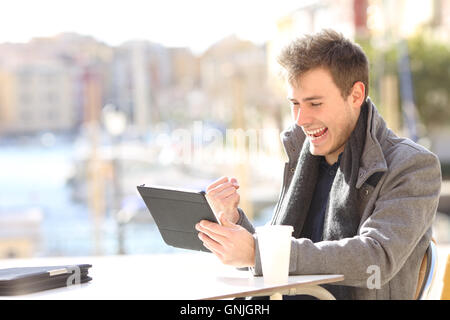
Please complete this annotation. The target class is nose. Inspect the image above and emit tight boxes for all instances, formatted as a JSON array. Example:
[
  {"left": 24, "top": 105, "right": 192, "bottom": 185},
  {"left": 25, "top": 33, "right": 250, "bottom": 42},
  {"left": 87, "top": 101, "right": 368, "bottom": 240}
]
[{"left": 293, "top": 106, "right": 311, "bottom": 127}]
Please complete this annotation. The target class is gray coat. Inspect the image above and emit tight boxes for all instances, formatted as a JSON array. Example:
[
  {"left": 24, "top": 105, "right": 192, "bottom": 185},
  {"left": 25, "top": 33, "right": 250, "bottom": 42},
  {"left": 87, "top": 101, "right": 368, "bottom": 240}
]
[{"left": 237, "top": 98, "right": 442, "bottom": 299}]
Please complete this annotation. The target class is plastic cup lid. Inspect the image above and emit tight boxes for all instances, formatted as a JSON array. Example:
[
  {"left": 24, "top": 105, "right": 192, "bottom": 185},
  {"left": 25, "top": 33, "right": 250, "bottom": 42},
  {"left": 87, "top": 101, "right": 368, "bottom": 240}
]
[{"left": 256, "top": 225, "right": 293, "bottom": 234}]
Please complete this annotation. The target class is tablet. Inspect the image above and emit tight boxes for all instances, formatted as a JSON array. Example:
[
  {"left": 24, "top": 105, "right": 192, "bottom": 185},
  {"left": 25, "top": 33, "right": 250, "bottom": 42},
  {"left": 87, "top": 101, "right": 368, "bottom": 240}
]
[{"left": 136, "top": 184, "right": 219, "bottom": 252}]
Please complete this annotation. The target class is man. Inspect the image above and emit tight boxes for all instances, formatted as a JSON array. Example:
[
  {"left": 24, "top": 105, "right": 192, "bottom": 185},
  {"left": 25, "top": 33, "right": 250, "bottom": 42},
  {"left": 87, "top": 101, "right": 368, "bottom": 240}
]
[{"left": 195, "top": 29, "right": 442, "bottom": 299}]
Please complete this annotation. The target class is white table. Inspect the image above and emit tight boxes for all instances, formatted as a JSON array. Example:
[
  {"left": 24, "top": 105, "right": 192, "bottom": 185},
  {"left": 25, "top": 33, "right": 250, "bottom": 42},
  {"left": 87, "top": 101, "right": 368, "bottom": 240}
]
[{"left": 0, "top": 252, "right": 344, "bottom": 300}]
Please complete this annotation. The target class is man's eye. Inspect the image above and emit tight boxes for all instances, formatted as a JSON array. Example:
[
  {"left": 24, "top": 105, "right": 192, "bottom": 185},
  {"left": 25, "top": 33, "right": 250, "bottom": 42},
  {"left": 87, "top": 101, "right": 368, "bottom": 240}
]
[{"left": 311, "top": 102, "right": 322, "bottom": 107}]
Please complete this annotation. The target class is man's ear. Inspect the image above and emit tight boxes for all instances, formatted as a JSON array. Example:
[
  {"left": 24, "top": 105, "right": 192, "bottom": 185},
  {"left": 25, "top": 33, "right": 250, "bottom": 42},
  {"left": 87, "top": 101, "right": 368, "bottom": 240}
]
[{"left": 349, "top": 81, "right": 365, "bottom": 108}]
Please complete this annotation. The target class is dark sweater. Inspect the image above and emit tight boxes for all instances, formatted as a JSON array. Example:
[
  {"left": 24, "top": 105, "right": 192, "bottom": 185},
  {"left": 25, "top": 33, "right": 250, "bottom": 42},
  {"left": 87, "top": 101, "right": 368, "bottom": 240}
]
[{"left": 300, "top": 155, "right": 341, "bottom": 242}]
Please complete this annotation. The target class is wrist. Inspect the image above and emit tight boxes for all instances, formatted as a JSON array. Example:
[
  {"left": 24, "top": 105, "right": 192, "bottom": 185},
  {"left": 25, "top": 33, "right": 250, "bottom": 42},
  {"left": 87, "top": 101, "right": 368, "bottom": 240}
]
[{"left": 231, "top": 208, "right": 240, "bottom": 224}]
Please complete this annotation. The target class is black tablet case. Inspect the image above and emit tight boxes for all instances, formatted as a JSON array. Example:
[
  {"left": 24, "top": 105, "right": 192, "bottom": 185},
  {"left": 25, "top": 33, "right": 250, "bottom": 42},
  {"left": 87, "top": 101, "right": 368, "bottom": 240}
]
[
  {"left": 137, "top": 185, "right": 219, "bottom": 252},
  {"left": 0, "top": 264, "right": 92, "bottom": 296}
]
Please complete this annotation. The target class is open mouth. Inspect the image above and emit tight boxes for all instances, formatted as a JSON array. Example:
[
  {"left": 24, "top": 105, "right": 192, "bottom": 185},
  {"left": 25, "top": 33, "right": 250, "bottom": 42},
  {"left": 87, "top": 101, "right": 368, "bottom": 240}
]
[{"left": 305, "top": 127, "right": 328, "bottom": 141}]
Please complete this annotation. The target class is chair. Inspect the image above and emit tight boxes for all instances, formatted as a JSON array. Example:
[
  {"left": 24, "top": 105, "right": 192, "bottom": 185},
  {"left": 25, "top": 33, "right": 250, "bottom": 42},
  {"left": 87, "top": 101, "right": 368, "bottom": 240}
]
[
  {"left": 414, "top": 240, "right": 438, "bottom": 300},
  {"left": 441, "top": 254, "right": 450, "bottom": 300}
]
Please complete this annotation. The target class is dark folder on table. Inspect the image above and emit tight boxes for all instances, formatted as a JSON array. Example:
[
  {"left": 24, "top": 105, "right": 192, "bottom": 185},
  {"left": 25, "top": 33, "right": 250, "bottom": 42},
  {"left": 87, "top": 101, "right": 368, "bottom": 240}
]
[{"left": 0, "top": 264, "right": 92, "bottom": 296}]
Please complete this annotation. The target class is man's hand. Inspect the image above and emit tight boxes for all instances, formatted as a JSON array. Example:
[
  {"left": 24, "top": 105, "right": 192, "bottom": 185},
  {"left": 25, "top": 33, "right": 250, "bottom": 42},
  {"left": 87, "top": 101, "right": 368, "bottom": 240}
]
[
  {"left": 205, "top": 176, "right": 240, "bottom": 224},
  {"left": 195, "top": 213, "right": 255, "bottom": 268}
]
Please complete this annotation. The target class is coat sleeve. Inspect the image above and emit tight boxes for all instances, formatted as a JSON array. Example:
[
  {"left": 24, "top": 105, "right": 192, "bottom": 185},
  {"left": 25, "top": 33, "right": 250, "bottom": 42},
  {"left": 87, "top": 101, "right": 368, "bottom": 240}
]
[
  {"left": 252, "top": 149, "right": 442, "bottom": 287},
  {"left": 236, "top": 207, "right": 256, "bottom": 234}
]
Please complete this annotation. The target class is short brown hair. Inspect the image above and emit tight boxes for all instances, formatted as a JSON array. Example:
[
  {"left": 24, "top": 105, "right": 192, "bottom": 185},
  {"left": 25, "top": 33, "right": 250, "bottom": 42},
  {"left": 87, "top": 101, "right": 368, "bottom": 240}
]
[{"left": 277, "top": 29, "right": 369, "bottom": 100}]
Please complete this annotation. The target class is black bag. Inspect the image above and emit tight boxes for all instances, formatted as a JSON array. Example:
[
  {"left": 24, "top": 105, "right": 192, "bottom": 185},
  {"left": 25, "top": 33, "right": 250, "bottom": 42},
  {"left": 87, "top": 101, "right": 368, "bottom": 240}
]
[{"left": 0, "top": 264, "right": 92, "bottom": 296}]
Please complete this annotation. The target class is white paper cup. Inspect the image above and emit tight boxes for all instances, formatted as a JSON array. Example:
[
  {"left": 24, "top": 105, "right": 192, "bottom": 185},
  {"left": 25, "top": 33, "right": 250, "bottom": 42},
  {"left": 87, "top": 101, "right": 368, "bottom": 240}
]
[{"left": 256, "top": 225, "right": 293, "bottom": 286}]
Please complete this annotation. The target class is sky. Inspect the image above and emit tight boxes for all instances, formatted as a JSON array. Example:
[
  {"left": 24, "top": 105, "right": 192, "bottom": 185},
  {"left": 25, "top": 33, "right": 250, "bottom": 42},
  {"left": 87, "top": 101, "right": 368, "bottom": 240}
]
[{"left": 0, "top": 0, "right": 305, "bottom": 54}]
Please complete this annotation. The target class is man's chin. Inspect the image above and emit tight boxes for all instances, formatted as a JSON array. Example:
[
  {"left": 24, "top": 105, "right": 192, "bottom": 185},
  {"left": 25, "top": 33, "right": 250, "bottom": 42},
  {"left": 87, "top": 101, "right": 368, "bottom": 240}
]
[{"left": 309, "top": 145, "right": 327, "bottom": 157}]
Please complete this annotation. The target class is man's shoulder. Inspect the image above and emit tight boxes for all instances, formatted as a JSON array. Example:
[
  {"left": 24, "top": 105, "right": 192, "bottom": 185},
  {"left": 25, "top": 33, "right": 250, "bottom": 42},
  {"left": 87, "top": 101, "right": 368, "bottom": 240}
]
[
  {"left": 382, "top": 133, "right": 440, "bottom": 173},
  {"left": 370, "top": 131, "right": 442, "bottom": 199},
  {"left": 383, "top": 133, "right": 436, "bottom": 157},
  {"left": 367, "top": 99, "right": 438, "bottom": 166}
]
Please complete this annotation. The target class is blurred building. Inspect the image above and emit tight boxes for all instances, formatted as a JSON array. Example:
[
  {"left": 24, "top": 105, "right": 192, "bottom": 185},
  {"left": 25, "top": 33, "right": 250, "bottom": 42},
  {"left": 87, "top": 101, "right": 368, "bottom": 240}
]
[
  {"left": 0, "top": 33, "right": 113, "bottom": 135},
  {"left": 267, "top": 0, "right": 369, "bottom": 103},
  {"left": 109, "top": 41, "right": 172, "bottom": 134},
  {"left": 0, "top": 208, "right": 43, "bottom": 259},
  {"left": 154, "top": 47, "right": 202, "bottom": 123},
  {"left": 169, "top": 47, "right": 201, "bottom": 90},
  {"left": 200, "top": 35, "right": 268, "bottom": 127},
  {"left": 0, "top": 61, "right": 78, "bottom": 135},
  {"left": 0, "top": 31, "right": 278, "bottom": 138},
  {"left": 366, "top": 0, "right": 450, "bottom": 40},
  {"left": 267, "top": 0, "right": 446, "bottom": 47}
]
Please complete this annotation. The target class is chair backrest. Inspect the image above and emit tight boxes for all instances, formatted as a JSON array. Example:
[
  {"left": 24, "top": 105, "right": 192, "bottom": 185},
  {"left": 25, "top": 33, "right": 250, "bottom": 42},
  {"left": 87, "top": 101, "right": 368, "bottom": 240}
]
[
  {"left": 415, "top": 240, "right": 438, "bottom": 300},
  {"left": 440, "top": 254, "right": 450, "bottom": 300}
]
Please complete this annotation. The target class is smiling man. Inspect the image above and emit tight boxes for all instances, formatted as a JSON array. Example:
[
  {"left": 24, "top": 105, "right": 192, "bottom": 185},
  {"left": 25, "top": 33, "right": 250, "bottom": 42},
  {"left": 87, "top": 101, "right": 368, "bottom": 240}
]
[
  {"left": 195, "top": 29, "right": 442, "bottom": 300},
  {"left": 287, "top": 66, "right": 364, "bottom": 165}
]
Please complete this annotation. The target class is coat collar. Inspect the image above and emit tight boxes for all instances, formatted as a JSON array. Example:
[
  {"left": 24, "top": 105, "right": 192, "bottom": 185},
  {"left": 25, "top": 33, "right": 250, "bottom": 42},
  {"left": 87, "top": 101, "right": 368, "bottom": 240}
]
[
  {"left": 281, "top": 97, "right": 388, "bottom": 189},
  {"left": 356, "top": 98, "right": 388, "bottom": 188}
]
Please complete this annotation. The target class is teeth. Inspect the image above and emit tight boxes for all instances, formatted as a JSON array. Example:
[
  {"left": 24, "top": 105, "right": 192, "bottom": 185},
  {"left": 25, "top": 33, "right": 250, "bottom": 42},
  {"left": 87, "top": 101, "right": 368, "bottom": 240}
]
[{"left": 305, "top": 127, "right": 326, "bottom": 135}]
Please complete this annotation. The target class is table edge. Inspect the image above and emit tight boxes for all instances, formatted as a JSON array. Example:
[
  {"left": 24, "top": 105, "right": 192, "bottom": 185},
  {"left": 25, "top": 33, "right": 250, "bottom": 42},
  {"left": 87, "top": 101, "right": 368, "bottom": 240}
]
[{"left": 200, "top": 274, "right": 345, "bottom": 300}]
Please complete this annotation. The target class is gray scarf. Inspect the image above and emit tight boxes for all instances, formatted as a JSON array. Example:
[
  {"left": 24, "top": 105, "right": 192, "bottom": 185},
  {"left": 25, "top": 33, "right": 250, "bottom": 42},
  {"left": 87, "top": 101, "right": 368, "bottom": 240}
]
[{"left": 274, "top": 101, "right": 369, "bottom": 299}]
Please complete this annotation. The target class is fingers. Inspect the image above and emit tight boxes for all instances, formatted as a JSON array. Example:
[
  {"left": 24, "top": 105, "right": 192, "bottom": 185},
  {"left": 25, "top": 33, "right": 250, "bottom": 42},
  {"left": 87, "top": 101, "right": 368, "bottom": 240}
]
[
  {"left": 197, "top": 221, "right": 229, "bottom": 258},
  {"left": 205, "top": 182, "right": 240, "bottom": 215},
  {"left": 206, "top": 176, "right": 228, "bottom": 192},
  {"left": 229, "top": 177, "right": 240, "bottom": 189},
  {"left": 196, "top": 218, "right": 239, "bottom": 257},
  {"left": 222, "top": 191, "right": 239, "bottom": 203},
  {"left": 196, "top": 217, "right": 255, "bottom": 267},
  {"left": 215, "top": 186, "right": 238, "bottom": 200},
  {"left": 198, "top": 232, "right": 226, "bottom": 257},
  {"left": 207, "top": 183, "right": 239, "bottom": 202},
  {"left": 206, "top": 177, "right": 239, "bottom": 193},
  {"left": 203, "top": 243, "right": 224, "bottom": 259},
  {"left": 207, "top": 181, "right": 238, "bottom": 195},
  {"left": 196, "top": 220, "right": 232, "bottom": 237}
]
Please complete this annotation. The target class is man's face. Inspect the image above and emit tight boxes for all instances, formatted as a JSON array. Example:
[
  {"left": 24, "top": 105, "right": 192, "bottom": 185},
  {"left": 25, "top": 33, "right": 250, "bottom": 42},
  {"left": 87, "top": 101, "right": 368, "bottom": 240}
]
[{"left": 287, "top": 67, "right": 361, "bottom": 165}]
